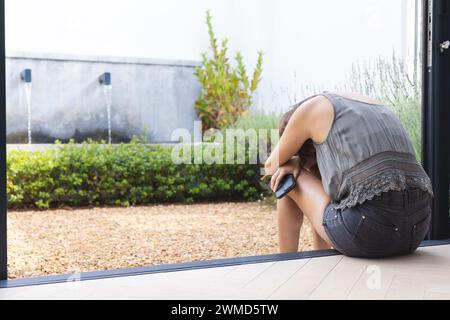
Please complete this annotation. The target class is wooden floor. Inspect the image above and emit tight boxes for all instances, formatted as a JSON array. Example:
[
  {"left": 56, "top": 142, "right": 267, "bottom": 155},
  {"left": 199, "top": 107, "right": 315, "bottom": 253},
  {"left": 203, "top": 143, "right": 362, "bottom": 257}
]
[{"left": 1, "top": 244, "right": 450, "bottom": 300}]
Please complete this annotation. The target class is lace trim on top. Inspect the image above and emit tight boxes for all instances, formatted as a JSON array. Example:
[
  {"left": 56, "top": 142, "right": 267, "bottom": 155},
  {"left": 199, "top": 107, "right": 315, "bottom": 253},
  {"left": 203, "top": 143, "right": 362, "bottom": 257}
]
[
  {"left": 330, "top": 151, "right": 434, "bottom": 210},
  {"left": 330, "top": 170, "right": 434, "bottom": 210}
]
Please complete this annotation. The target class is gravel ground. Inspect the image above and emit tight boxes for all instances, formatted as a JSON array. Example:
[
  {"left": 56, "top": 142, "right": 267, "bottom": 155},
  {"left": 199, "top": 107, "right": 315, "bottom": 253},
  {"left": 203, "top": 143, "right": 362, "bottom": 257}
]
[{"left": 7, "top": 202, "right": 313, "bottom": 279}]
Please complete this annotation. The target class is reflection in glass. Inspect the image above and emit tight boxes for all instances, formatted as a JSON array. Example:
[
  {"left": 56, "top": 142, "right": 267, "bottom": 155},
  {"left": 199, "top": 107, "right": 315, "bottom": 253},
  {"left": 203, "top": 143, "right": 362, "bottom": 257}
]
[{"left": 5, "top": 0, "right": 423, "bottom": 279}]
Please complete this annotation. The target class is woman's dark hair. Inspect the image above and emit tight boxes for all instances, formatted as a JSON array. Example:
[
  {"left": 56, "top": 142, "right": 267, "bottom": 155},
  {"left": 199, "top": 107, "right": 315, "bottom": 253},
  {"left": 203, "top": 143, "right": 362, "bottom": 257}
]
[{"left": 279, "top": 104, "right": 316, "bottom": 168}]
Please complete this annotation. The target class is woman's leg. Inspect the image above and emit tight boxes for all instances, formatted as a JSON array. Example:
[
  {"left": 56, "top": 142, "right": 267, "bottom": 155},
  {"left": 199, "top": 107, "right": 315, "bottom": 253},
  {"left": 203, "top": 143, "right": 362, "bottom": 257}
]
[
  {"left": 303, "top": 163, "right": 331, "bottom": 250},
  {"left": 287, "top": 169, "right": 334, "bottom": 247},
  {"left": 312, "top": 230, "right": 333, "bottom": 250},
  {"left": 277, "top": 196, "right": 303, "bottom": 253}
]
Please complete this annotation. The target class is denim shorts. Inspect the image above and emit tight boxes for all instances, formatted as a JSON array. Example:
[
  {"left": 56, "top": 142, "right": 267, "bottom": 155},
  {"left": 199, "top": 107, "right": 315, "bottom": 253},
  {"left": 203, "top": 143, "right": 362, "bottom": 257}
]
[{"left": 322, "top": 187, "right": 432, "bottom": 258}]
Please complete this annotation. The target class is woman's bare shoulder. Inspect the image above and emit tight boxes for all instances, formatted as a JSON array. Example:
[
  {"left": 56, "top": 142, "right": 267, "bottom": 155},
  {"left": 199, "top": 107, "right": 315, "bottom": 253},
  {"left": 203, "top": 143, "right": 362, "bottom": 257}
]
[
  {"left": 294, "top": 95, "right": 331, "bottom": 113},
  {"left": 294, "top": 95, "right": 334, "bottom": 144},
  {"left": 300, "top": 95, "right": 333, "bottom": 117},
  {"left": 332, "top": 91, "right": 384, "bottom": 105}
]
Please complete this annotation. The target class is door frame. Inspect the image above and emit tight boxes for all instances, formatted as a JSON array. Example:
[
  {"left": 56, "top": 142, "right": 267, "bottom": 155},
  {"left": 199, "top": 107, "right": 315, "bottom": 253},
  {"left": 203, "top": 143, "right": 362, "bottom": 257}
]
[
  {"left": 0, "top": 0, "right": 7, "bottom": 281},
  {"left": 422, "top": 0, "right": 450, "bottom": 240}
]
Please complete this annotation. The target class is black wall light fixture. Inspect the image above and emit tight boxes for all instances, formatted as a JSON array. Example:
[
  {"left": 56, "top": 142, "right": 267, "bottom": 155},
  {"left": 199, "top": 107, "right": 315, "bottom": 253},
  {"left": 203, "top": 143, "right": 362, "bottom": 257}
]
[
  {"left": 20, "top": 69, "right": 32, "bottom": 83},
  {"left": 99, "top": 72, "right": 111, "bottom": 86}
]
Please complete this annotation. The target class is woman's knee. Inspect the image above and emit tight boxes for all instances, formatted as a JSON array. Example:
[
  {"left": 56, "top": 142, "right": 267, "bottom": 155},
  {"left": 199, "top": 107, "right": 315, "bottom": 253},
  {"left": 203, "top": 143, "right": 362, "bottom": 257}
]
[
  {"left": 277, "top": 195, "right": 301, "bottom": 211},
  {"left": 288, "top": 170, "right": 330, "bottom": 204}
]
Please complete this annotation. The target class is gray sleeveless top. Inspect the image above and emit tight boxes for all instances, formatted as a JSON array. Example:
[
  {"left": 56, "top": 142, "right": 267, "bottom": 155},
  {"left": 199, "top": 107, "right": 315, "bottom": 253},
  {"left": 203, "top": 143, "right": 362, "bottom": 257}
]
[{"left": 303, "top": 92, "right": 433, "bottom": 210}]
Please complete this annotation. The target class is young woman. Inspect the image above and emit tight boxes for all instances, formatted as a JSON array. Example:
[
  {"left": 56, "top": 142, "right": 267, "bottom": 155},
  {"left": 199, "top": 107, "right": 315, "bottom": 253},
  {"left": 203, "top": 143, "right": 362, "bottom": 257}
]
[{"left": 264, "top": 91, "right": 434, "bottom": 258}]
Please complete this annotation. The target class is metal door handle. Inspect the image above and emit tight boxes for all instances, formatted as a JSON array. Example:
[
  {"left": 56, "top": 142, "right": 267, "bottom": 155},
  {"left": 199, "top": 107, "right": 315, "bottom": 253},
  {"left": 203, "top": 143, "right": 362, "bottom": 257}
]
[{"left": 439, "top": 40, "right": 450, "bottom": 52}]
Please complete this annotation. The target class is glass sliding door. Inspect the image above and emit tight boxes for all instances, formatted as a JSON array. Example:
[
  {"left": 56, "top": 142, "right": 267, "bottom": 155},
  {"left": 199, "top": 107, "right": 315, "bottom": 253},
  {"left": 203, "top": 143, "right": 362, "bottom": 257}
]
[{"left": 1, "top": 0, "right": 448, "bottom": 282}]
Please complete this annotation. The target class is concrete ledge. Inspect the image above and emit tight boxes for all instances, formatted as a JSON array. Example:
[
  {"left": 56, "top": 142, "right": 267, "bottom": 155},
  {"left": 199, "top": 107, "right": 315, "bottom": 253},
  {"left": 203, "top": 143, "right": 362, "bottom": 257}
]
[
  {"left": 6, "top": 51, "right": 201, "bottom": 68},
  {"left": 6, "top": 143, "right": 215, "bottom": 152}
]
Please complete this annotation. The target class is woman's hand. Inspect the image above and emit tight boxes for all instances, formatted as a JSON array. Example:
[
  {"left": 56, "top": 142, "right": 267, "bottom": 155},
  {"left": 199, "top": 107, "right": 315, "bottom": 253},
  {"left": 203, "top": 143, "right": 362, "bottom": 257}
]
[
  {"left": 270, "top": 157, "right": 301, "bottom": 192},
  {"left": 261, "top": 156, "right": 278, "bottom": 182}
]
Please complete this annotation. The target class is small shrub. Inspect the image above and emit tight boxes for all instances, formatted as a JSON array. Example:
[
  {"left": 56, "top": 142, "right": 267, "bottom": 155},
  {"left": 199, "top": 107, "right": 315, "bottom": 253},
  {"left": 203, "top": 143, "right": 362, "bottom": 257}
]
[{"left": 195, "top": 10, "right": 263, "bottom": 131}]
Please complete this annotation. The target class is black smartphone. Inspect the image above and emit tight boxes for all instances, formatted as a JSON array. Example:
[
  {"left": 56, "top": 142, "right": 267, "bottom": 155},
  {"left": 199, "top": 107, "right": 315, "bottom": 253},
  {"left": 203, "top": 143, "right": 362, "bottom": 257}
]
[{"left": 275, "top": 174, "right": 297, "bottom": 199}]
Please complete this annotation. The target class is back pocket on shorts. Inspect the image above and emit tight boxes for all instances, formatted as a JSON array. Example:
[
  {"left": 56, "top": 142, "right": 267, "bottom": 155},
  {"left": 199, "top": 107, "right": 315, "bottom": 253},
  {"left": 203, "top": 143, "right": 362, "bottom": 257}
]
[{"left": 353, "top": 212, "right": 401, "bottom": 257}]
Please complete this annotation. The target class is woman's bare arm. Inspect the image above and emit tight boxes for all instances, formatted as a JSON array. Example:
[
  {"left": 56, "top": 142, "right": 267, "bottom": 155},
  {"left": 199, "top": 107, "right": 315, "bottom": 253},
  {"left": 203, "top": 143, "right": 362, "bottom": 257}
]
[{"left": 264, "top": 96, "right": 333, "bottom": 176}]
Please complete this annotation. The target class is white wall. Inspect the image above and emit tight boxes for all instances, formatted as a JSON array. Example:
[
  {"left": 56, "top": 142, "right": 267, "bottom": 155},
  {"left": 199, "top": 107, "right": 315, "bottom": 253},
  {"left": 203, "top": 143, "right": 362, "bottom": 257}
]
[{"left": 5, "top": 0, "right": 416, "bottom": 113}]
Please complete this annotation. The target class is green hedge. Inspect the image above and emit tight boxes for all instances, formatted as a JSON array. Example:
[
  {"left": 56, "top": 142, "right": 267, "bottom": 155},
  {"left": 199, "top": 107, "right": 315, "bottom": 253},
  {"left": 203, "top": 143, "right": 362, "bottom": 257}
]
[{"left": 7, "top": 139, "right": 264, "bottom": 209}]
